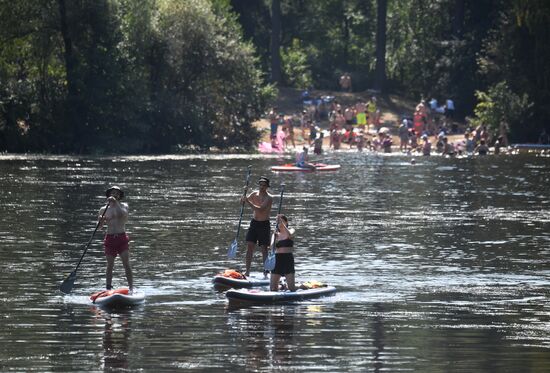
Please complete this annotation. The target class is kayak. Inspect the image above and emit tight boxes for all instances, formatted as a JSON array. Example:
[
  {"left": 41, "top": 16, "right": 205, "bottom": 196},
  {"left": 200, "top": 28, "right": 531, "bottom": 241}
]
[
  {"left": 271, "top": 163, "right": 341, "bottom": 172},
  {"left": 90, "top": 288, "right": 145, "bottom": 308},
  {"left": 226, "top": 285, "right": 337, "bottom": 305},
  {"left": 213, "top": 270, "right": 270, "bottom": 290}
]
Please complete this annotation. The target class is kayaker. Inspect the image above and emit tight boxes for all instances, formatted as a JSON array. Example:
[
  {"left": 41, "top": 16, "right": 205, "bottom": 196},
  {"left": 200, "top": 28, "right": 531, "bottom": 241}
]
[
  {"left": 270, "top": 214, "right": 296, "bottom": 292},
  {"left": 241, "top": 177, "right": 273, "bottom": 277},
  {"left": 98, "top": 186, "right": 134, "bottom": 292}
]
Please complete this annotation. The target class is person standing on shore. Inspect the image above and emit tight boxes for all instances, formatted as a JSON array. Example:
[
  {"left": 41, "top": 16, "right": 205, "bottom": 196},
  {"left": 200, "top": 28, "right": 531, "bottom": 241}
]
[
  {"left": 339, "top": 72, "right": 352, "bottom": 92},
  {"left": 241, "top": 177, "right": 273, "bottom": 277},
  {"left": 98, "top": 186, "right": 134, "bottom": 292}
]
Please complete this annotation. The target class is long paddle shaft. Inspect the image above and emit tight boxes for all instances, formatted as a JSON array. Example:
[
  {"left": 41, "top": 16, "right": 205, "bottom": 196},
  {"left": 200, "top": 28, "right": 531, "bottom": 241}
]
[
  {"left": 265, "top": 184, "right": 285, "bottom": 270},
  {"left": 228, "top": 166, "right": 252, "bottom": 258},
  {"left": 59, "top": 203, "right": 109, "bottom": 294}
]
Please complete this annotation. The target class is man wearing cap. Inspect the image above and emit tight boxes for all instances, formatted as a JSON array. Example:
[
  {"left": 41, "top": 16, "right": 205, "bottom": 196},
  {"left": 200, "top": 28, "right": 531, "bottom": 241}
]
[
  {"left": 98, "top": 186, "right": 134, "bottom": 292},
  {"left": 241, "top": 177, "right": 273, "bottom": 277}
]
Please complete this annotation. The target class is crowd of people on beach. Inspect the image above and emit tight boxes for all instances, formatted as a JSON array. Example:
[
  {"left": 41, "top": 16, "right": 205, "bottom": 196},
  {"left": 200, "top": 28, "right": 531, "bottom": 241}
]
[{"left": 263, "top": 89, "right": 515, "bottom": 158}]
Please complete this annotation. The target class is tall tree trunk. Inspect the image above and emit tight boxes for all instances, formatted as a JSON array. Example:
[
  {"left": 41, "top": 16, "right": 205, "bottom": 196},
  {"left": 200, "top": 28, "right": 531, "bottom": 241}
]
[
  {"left": 452, "top": 0, "right": 465, "bottom": 37},
  {"left": 270, "top": 0, "right": 282, "bottom": 84},
  {"left": 342, "top": 15, "right": 350, "bottom": 69},
  {"left": 373, "top": 0, "right": 387, "bottom": 92},
  {"left": 57, "top": 0, "right": 80, "bottom": 148}
]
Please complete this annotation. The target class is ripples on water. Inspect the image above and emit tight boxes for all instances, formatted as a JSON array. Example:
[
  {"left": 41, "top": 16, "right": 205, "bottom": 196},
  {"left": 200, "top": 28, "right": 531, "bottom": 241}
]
[{"left": 0, "top": 152, "right": 549, "bottom": 372}]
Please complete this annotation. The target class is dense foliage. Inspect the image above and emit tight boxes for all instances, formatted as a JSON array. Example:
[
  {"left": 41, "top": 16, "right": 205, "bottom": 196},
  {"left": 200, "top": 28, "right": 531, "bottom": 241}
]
[
  {"left": 0, "top": 0, "right": 273, "bottom": 153},
  {"left": 0, "top": 0, "right": 548, "bottom": 153},
  {"left": 232, "top": 0, "right": 549, "bottom": 142}
]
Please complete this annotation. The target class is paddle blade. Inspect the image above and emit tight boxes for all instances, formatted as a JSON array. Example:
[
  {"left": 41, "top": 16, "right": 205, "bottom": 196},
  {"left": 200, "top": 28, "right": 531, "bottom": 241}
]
[
  {"left": 227, "top": 239, "right": 238, "bottom": 258},
  {"left": 59, "top": 271, "right": 77, "bottom": 294},
  {"left": 264, "top": 252, "right": 276, "bottom": 271}
]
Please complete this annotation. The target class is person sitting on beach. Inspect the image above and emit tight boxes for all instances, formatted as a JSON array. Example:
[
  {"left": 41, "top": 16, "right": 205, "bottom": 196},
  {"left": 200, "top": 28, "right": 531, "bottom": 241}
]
[
  {"left": 475, "top": 139, "right": 489, "bottom": 155},
  {"left": 382, "top": 133, "right": 392, "bottom": 153},
  {"left": 436, "top": 133, "right": 445, "bottom": 153},
  {"left": 295, "top": 147, "right": 316, "bottom": 170},
  {"left": 442, "top": 137, "right": 455, "bottom": 156},
  {"left": 270, "top": 214, "right": 297, "bottom": 292}
]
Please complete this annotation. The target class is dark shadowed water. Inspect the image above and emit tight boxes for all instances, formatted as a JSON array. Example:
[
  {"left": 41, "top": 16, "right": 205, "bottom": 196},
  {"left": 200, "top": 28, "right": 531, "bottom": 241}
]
[{"left": 0, "top": 152, "right": 549, "bottom": 372}]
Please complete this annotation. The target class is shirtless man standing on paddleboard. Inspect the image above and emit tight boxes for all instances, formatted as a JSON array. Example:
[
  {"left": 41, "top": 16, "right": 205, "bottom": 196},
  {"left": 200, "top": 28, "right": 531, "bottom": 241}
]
[
  {"left": 241, "top": 177, "right": 273, "bottom": 277},
  {"left": 98, "top": 186, "right": 134, "bottom": 292}
]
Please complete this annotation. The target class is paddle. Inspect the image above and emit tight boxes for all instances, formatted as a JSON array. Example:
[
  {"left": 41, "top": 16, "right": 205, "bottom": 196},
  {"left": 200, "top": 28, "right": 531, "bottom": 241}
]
[
  {"left": 264, "top": 184, "right": 285, "bottom": 271},
  {"left": 228, "top": 166, "right": 252, "bottom": 258},
  {"left": 59, "top": 203, "right": 109, "bottom": 294}
]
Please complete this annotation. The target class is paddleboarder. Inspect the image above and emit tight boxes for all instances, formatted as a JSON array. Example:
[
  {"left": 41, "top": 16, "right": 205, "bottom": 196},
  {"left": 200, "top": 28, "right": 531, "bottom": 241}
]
[
  {"left": 295, "top": 146, "right": 316, "bottom": 170},
  {"left": 241, "top": 177, "right": 273, "bottom": 277},
  {"left": 98, "top": 186, "right": 134, "bottom": 292},
  {"left": 270, "top": 214, "right": 296, "bottom": 292}
]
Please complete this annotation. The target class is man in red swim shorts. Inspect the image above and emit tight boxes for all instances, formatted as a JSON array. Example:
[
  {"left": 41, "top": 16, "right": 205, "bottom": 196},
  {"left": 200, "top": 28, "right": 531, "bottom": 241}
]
[{"left": 98, "top": 186, "right": 134, "bottom": 292}]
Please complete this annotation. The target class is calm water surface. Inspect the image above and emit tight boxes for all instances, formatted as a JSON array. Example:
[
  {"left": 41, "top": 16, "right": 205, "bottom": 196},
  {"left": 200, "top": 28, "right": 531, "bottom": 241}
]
[{"left": 0, "top": 152, "right": 549, "bottom": 372}]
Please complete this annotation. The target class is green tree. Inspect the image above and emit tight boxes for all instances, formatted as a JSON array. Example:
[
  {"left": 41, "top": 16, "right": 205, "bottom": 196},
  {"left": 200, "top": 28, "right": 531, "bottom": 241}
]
[
  {"left": 472, "top": 81, "right": 532, "bottom": 139},
  {"left": 280, "top": 38, "right": 312, "bottom": 89}
]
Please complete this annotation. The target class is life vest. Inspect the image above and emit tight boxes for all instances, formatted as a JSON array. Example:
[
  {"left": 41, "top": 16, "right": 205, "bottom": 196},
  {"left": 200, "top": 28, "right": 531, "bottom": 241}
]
[{"left": 219, "top": 269, "right": 246, "bottom": 279}]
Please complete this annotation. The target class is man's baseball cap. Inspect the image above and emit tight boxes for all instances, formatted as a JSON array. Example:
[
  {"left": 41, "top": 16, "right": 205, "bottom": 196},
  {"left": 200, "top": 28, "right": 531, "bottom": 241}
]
[{"left": 258, "top": 177, "right": 270, "bottom": 186}]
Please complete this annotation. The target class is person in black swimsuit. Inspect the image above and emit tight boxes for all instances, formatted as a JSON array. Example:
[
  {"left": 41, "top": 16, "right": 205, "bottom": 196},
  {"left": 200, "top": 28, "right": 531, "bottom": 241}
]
[{"left": 270, "top": 214, "right": 296, "bottom": 291}]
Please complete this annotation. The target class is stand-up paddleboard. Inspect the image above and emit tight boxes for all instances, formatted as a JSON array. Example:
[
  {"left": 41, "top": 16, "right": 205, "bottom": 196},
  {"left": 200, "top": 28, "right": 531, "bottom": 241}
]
[
  {"left": 226, "top": 283, "right": 336, "bottom": 305},
  {"left": 90, "top": 288, "right": 145, "bottom": 308},
  {"left": 213, "top": 269, "right": 270, "bottom": 290},
  {"left": 271, "top": 163, "right": 341, "bottom": 172}
]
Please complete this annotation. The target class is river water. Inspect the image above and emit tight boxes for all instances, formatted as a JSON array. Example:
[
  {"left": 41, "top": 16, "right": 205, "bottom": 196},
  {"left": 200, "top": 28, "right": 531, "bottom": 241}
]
[{"left": 0, "top": 152, "right": 549, "bottom": 372}]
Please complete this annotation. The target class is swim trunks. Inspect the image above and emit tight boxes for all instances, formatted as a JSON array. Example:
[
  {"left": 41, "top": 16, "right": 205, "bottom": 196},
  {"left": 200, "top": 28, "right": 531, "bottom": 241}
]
[
  {"left": 245, "top": 219, "right": 271, "bottom": 246},
  {"left": 273, "top": 253, "right": 295, "bottom": 275},
  {"left": 104, "top": 233, "right": 129, "bottom": 257}
]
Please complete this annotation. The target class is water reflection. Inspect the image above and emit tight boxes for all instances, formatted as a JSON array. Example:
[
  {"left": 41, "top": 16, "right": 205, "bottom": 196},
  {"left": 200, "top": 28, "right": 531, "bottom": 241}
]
[
  {"left": 371, "top": 303, "right": 386, "bottom": 373},
  {"left": 92, "top": 308, "right": 131, "bottom": 372},
  {"left": 226, "top": 306, "right": 297, "bottom": 370}
]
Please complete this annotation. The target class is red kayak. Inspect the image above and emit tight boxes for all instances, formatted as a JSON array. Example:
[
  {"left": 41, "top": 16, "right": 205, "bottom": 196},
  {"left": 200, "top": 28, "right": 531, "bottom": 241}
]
[{"left": 271, "top": 163, "right": 341, "bottom": 172}]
